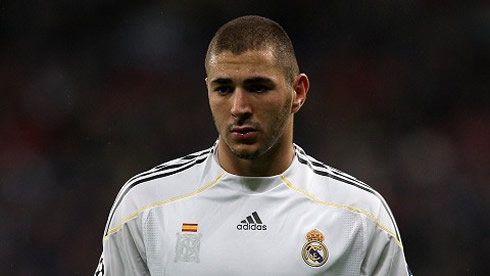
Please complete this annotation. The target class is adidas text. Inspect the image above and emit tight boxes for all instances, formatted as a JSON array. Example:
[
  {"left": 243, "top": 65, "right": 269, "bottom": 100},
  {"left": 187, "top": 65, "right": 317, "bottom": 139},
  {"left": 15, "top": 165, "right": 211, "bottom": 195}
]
[
  {"left": 237, "top": 211, "right": 267, "bottom": 231},
  {"left": 236, "top": 224, "right": 267, "bottom": 231}
]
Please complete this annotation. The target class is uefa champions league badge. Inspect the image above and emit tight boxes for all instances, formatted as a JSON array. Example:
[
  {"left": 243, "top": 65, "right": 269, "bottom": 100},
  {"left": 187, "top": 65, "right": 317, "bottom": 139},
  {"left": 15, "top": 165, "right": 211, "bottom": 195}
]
[
  {"left": 302, "top": 229, "right": 329, "bottom": 267},
  {"left": 175, "top": 223, "right": 201, "bottom": 263}
]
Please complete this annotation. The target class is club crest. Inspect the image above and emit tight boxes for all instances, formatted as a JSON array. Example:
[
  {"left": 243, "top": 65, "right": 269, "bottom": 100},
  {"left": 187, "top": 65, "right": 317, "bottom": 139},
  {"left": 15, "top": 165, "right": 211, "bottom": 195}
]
[
  {"left": 302, "top": 229, "right": 329, "bottom": 267},
  {"left": 175, "top": 223, "right": 201, "bottom": 263}
]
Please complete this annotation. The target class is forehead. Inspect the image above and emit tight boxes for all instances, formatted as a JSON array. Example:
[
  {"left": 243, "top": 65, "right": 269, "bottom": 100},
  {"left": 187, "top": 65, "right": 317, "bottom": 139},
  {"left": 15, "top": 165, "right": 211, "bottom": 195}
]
[{"left": 207, "top": 49, "right": 283, "bottom": 79}]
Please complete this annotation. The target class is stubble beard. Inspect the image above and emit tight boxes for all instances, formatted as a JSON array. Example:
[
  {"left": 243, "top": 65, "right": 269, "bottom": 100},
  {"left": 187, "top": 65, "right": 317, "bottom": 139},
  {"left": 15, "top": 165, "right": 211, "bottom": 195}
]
[{"left": 214, "top": 95, "right": 293, "bottom": 160}]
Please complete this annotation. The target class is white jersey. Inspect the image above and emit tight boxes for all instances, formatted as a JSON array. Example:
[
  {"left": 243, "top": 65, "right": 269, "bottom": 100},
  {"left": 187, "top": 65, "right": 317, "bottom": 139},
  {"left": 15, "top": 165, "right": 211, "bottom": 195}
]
[{"left": 95, "top": 142, "right": 411, "bottom": 276}]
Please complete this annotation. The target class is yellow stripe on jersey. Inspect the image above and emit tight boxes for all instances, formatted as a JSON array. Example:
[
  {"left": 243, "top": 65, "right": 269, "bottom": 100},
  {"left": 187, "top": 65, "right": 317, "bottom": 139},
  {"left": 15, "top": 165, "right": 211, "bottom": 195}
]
[
  {"left": 280, "top": 175, "right": 403, "bottom": 248},
  {"left": 104, "top": 171, "right": 225, "bottom": 241}
]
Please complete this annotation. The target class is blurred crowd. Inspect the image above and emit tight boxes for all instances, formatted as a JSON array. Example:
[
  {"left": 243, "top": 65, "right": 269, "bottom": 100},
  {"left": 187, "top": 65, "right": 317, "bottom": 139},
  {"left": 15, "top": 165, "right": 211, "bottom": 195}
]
[{"left": 1, "top": 1, "right": 489, "bottom": 275}]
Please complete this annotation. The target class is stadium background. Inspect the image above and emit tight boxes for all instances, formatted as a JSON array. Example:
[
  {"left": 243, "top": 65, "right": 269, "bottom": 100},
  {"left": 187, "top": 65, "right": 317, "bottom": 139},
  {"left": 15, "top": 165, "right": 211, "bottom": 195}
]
[{"left": 1, "top": 1, "right": 489, "bottom": 275}]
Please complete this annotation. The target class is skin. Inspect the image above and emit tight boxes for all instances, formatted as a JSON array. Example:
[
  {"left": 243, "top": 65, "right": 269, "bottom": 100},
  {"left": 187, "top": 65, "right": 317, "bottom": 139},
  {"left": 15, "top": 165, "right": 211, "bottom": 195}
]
[{"left": 206, "top": 48, "right": 309, "bottom": 176}]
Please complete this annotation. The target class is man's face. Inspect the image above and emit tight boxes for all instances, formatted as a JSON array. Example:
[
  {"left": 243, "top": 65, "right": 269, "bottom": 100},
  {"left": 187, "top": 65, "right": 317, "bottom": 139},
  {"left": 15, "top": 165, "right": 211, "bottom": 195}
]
[{"left": 206, "top": 49, "right": 295, "bottom": 160}]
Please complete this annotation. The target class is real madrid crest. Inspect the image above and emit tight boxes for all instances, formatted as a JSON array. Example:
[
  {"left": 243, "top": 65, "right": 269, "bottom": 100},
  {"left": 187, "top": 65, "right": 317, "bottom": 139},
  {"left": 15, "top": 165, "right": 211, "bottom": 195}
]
[{"left": 302, "top": 229, "right": 329, "bottom": 267}]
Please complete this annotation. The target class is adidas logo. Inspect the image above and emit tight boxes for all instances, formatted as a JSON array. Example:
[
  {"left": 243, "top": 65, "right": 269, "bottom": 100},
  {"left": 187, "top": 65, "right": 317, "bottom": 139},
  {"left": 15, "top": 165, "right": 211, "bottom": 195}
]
[{"left": 236, "top": 211, "right": 267, "bottom": 231}]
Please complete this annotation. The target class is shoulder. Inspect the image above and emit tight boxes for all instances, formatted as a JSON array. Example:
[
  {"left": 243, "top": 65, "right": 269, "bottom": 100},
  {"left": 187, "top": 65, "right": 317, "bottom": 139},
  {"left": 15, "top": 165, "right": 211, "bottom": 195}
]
[
  {"left": 103, "top": 146, "right": 216, "bottom": 238},
  {"left": 290, "top": 144, "right": 402, "bottom": 244},
  {"left": 121, "top": 147, "right": 213, "bottom": 199},
  {"left": 293, "top": 144, "right": 375, "bottom": 197}
]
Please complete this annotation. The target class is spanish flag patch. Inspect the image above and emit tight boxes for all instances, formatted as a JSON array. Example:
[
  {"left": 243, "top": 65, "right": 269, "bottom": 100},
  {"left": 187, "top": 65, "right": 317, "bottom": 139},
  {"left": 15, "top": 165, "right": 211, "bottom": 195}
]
[{"left": 182, "top": 223, "right": 198, "bottom": 232}]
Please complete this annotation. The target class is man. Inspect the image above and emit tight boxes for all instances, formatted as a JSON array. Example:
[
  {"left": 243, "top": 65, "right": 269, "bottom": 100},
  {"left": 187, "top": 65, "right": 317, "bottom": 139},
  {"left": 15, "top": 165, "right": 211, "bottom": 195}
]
[{"left": 95, "top": 15, "right": 411, "bottom": 275}]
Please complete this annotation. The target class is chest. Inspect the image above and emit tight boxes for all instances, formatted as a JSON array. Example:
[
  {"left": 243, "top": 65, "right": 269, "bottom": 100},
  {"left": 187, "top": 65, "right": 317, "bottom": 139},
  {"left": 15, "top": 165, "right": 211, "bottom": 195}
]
[{"left": 143, "top": 191, "right": 369, "bottom": 276}]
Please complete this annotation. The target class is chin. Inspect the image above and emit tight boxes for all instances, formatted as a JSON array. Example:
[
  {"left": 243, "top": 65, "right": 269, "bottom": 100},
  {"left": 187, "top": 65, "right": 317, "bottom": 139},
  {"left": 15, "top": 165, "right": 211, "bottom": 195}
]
[
  {"left": 229, "top": 143, "right": 263, "bottom": 160},
  {"left": 233, "top": 150, "right": 261, "bottom": 160}
]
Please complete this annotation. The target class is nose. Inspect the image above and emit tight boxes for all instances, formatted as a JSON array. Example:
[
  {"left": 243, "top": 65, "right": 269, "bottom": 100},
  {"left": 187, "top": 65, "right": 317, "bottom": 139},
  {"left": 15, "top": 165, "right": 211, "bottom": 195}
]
[{"left": 231, "top": 88, "right": 252, "bottom": 119}]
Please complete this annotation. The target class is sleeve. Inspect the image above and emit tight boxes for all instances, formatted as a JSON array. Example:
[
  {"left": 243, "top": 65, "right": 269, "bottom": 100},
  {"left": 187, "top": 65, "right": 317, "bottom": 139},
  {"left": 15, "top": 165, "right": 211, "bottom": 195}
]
[
  {"left": 94, "top": 199, "right": 150, "bottom": 276},
  {"left": 361, "top": 227, "right": 412, "bottom": 275},
  {"left": 361, "top": 196, "right": 412, "bottom": 276}
]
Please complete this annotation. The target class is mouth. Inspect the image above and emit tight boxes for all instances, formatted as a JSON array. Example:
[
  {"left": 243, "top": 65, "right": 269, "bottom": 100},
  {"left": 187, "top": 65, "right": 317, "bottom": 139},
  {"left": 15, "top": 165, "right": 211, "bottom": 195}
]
[{"left": 230, "top": 126, "right": 258, "bottom": 140}]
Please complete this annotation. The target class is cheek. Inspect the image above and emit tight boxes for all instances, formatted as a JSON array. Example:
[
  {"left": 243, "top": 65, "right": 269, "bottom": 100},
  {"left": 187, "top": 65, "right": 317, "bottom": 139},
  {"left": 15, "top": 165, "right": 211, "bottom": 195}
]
[
  {"left": 262, "top": 97, "right": 291, "bottom": 118},
  {"left": 208, "top": 96, "right": 219, "bottom": 112},
  {"left": 209, "top": 100, "right": 227, "bottom": 122}
]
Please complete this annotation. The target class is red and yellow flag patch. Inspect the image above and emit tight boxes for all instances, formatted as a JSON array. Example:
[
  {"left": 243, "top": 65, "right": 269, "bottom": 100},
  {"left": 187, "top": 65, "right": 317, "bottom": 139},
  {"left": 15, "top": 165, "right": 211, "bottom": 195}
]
[{"left": 182, "top": 223, "right": 198, "bottom": 232}]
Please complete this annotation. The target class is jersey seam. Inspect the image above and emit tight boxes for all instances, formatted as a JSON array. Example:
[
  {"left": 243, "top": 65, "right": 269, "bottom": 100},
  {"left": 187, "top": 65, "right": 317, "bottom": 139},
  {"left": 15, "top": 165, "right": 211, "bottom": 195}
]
[
  {"left": 103, "top": 171, "right": 225, "bottom": 241},
  {"left": 388, "top": 238, "right": 396, "bottom": 274},
  {"left": 280, "top": 174, "right": 403, "bottom": 248}
]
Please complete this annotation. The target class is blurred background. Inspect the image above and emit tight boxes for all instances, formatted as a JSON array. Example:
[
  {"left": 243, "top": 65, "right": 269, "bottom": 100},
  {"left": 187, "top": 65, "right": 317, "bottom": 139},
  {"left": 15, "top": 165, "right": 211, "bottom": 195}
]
[{"left": 1, "top": 0, "right": 489, "bottom": 275}]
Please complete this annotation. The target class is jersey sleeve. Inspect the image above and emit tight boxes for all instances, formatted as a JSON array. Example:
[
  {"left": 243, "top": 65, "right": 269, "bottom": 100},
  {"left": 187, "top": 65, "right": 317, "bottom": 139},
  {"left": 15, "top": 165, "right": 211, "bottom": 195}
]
[
  {"left": 94, "top": 195, "right": 150, "bottom": 275},
  {"left": 94, "top": 224, "right": 150, "bottom": 276},
  {"left": 361, "top": 226, "right": 411, "bottom": 275},
  {"left": 361, "top": 195, "right": 412, "bottom": 276}
]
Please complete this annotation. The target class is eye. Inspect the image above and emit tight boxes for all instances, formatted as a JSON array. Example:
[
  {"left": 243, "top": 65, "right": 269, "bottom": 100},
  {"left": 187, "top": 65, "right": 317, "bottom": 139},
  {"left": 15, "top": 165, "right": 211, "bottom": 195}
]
[
  {"left": 248, "top": 85, "right": 269, "bottom": 93},
  {"left": 214, "top": 86, "right": 234, "bottom": 94}
]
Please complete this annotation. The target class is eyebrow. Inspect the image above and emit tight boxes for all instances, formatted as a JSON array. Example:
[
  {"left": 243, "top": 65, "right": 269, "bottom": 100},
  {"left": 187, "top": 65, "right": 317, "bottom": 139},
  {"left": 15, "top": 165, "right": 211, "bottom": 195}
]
[
  {"left": 210, "top": 78, "right": 233, "bottom": 85},
  {"left": 243, "top": 77, "right": 275, "bottom": 86},
  {"left": 210, "top": 76, "right": 275, "bottom": 86}
]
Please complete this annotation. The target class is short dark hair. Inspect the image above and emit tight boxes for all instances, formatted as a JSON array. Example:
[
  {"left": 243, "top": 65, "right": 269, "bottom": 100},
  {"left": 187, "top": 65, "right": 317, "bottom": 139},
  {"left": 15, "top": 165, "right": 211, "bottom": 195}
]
[{"left": 205, "top": 15, "right": 299, "bottom": 84}]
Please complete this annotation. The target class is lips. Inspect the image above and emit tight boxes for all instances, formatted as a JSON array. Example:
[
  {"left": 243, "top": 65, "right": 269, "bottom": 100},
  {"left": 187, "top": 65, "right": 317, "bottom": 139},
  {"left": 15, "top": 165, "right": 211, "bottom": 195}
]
[
  {"left": 231, "top": 126, "right": 258, "bottom": 140},
  {"left": 232, "top": 126, "right": 255, "bottom": 134}
]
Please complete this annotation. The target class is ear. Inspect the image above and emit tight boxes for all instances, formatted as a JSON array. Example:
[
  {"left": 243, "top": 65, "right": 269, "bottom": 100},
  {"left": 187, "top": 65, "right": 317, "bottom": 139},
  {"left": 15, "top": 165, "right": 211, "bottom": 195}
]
[
  {"left": 291, "top": 73, "right": 309, "bottom": 113},
  {"left": 205, "top": 77, "right": 211, "bottom": 94}
]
